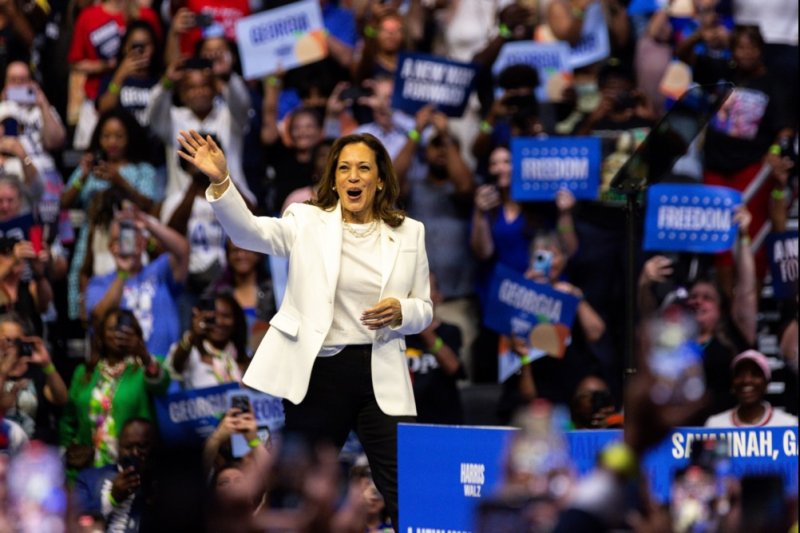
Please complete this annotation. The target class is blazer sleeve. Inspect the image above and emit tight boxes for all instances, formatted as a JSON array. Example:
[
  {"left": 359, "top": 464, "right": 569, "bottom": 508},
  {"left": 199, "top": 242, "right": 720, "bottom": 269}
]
[
  {"left": 206, "top": 181, "right": 298, "bottom": 257},
  {"left": 392, "top": 220, "right": 433, "bottom": 335}
]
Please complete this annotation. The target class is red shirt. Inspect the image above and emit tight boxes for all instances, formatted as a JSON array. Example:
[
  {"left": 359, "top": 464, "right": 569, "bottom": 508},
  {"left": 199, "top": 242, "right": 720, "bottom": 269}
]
[
  {"left": 68, "top": 5, "right": 162, "bottom": 100},
  {"left": 179, "top": 0, "right": 249, "bottom": 57}
]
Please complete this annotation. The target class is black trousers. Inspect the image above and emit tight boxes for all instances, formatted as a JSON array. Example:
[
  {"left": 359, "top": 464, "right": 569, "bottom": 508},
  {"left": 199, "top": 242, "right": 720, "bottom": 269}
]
[{"left": 282, "top": 344, "right": 414, "bottom": 528}]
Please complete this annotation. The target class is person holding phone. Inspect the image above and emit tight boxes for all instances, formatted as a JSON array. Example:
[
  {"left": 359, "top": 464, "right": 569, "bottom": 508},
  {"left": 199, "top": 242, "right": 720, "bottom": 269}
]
[
  {"left": 60, "top": 309, "right": 170, "bottom": 475},
  {"left": 85, "top": 208, "right": 189, "bottom": 360},
  {"left": 0, "top": 313, "right": 68, "bottom": 443},
  {"left": 178, "top": 129, "right": 432, "bottom": 528},
  {"left": 166, "top": 292, "right": 249, "bottom": 389}
]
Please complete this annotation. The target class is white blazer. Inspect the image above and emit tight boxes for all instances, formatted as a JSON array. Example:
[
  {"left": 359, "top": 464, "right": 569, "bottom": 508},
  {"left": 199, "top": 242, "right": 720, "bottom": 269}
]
[{"left": 207, "top": 183, "right": 433, "bottom": 416}]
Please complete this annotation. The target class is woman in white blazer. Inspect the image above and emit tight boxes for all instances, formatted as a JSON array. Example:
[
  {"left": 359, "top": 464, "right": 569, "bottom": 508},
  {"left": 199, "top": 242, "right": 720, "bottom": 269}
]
[{"left": 177, "top": 129, "right": 432, "bottom": 526}]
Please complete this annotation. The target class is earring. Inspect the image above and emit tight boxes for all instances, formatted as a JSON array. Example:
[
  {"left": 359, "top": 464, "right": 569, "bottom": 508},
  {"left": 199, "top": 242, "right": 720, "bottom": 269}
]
[
  {"left": 378, "top": 186, "right": 383, "bottom": 191},
  {"left": 332, "top": 186, "right": 336, "bottom": 191}
]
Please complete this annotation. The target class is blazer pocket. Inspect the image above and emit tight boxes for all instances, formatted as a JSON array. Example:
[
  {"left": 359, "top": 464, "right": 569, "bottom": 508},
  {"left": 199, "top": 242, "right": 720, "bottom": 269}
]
[
  {"left": 269, "top": 312, "right": 300, "bottom": 338},
  {"left": 400, "top": 247, "right": 416, "bottom": 254}
]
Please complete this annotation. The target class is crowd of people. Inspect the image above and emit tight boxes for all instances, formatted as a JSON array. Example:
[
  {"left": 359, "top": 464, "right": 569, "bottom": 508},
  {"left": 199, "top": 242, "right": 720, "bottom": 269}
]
[{"left": 0, "top": 0, "right": 796, "bottom": 529}]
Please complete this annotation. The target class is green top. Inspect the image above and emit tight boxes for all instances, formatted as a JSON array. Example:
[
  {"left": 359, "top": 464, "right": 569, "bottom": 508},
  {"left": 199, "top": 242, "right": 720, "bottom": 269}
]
[{"left": 59, "top": 361, "right": 170, "bottom": 452}]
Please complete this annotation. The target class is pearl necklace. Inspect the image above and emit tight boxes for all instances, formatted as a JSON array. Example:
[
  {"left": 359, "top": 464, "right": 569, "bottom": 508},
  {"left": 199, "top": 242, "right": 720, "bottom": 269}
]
[{"left": 343, "top": 219, "right": 379, "bottom": 238}]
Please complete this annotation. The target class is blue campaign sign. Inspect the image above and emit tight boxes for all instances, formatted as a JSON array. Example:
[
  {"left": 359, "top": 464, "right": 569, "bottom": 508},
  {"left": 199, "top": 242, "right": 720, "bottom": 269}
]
[
  {"left": 765, "top": 231, "right": 798, "bottom": 300},
  {"left": 398, "top": 423, "right": 515, "bottom": 531},
  {"left": 511, "top": 137, "right": 601, "bottom": 201},
  {"left": 643, "top": 427, "right": 799, "bottom": 503},
  {"left": 644, "top": 184, "right": 742, "bottom": 253},
  {"left": 399, "top": 425, "right": 798, "bottom": 531},
  {"left": 569, "top": 1, "right": 611, "bottom": 69},
  {"left": 492, "top": 41, "right": 572, "bottom": 103},
  {"left": 483, "top": 264, "right": 580, "bottom": 353},
  {"left": 153, "top": 383, "right": 240, "bottom": 445},
  {"left": 391, "top": 53, "right": 478, "bottom": 117}
]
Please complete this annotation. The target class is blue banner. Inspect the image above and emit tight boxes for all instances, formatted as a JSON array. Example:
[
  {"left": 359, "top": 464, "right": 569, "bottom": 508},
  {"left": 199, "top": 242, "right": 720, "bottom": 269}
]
[
  {"left": 511, "top": 137, "right": 601, "bottom": 201},
  {"left": 765, "top": 232, "right": 798, "bottom": 300},
  {"left": 399, "top": 424, "right": 799, "bottom": 531},
  {"left": 391, "top": 53, "right": 478, "bottom": 117},
  {"left": 483, "top": 264, "right": 580, "bottom": 358},
  {"left": 492, "top": 42, "right": 572, "bottom": 103},
  {"left": 644, "top": 184, "right": 742, "bottom": 253},
  {"left": 153, "top": 383, "right": 240, "bottom": 445}
]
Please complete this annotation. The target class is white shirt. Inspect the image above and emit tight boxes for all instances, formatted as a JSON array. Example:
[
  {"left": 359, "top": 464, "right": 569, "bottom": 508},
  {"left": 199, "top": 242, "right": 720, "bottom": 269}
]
[
  {"left": 161, "top": 190, "right": 227, "bottom": 274},
  {"left": 705, "top": 402, "right": 799, "bottom": 427},
  {"left": 320, "top": 222, "right": 382, "bottom": 354}
]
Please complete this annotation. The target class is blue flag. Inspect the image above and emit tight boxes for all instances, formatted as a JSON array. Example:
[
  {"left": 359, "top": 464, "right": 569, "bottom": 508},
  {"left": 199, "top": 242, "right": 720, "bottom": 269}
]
[
  {"left": 392, "top": 53, "right": 478, "bottom": 117},
  {"left": 511, "top": 137, "right": 601, "bottom": 201},
  {"left": 644, "top": 184, "right": 742, "bottom": 253},
  {"left": 765, "top": 231, "right": 798, "bottom": 300}
]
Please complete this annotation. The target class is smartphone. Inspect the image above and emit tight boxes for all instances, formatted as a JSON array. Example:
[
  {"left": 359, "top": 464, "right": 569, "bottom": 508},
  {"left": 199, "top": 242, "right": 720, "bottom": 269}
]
[
  {"left": 130, "top": 42, "right": 146, "bottom": 55},
  {"left": 198, "top": 295, "right": 216, "bottom": 325},
  {"left": 6, "top": 85, "right": 37, "bottom": 105},
  {"left": 230, "top": 394, "right": 251, "bottom": 414},
  {"left": 590, "top": 389, "right": 612, "bottom": 415},
  {"left": 531, "top": 249, "right": 553, "bottom": 277},
  {"left": 116, "top": 312, "right": 135, "bottom": 331},
  {"left": 119, "top": 454, "right": 142, "bottom": 472},
  {"left": 93, "top": 148, "right": 106, "bottom": 164},
  {"left": 28, "top": 225, "right": 43, "bottom": 255},
  {"left": 2, "top": 117, "right": 18, "bottom": 136},
  {"left": 118, "top": 220, "right": 137, "bottom": 257},
  {"left": 195, "top": 12, "right": 214, "bottom": 27}
]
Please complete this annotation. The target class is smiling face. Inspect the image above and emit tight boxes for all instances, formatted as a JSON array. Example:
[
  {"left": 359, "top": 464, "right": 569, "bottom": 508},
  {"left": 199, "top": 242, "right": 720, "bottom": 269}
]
[
  {"left": 732, "top": 360, "right": 767, "bottom": 407},
  {"left": 99, "top": 117, "right": 128, "bottom": 162},
  {"left": 488, "top": 146, "right": 512, "bottom": 188},
  {"left": 687, "top": 281, "right": 721, "bottom": 335},
  {"left": 335, "top": 142, "right": 383, "bottom": 223},
  {"left": 207, "top": 298, "right": 234, "bottom": 346},
  {"left": 290, "top": 111, "right": 322, "bottom": 152}
]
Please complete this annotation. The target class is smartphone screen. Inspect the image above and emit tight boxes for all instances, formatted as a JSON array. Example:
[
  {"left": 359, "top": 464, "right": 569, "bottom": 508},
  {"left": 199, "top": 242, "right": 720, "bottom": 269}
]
[
  {"left": 230, "top": 394, "right": 251, "bottom": 414},
  {"left": 118, "top": 220, "right": 137, "bottom": 257}
]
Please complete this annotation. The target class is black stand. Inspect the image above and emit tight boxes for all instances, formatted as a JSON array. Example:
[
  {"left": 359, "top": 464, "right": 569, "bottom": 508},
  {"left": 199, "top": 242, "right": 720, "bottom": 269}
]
[{"left": 624, "top": 191, "right": 640, "bottom": 380}]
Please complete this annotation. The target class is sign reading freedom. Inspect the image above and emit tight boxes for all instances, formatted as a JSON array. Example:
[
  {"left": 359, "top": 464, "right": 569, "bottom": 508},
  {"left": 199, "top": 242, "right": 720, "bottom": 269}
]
[
  {"left": 511, "top": 137, "right": 601, "bottom": 201},
  {"left": 391, "top": 53, "right": 478, "bottom": 117},
  {"left": 644, "top": 183, "right": 742, "bottom": 253}
]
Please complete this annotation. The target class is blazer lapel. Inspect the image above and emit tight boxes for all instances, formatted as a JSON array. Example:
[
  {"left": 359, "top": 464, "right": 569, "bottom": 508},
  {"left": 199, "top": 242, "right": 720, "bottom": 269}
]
[
  {"left": 319, "top": 204, "right": 343, "bottom": 293},
  {"left": 379, "top": 222, "right": 400, "bottom": 296}
]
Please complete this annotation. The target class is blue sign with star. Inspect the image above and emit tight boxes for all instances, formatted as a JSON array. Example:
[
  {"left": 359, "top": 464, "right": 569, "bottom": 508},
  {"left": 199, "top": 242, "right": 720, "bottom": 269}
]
[
  {"left": 644, "top": 184, "right": 742, "bottom": 253},
  {"left": 511, "top": 137, "right": 601, "bottom": 201}
]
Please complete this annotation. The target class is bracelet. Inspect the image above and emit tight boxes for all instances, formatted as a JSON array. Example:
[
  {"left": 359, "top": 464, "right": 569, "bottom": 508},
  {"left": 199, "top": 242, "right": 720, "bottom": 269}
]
[
  {"left": 117, "top": 270, "right": 130, "bottom": 281},
  {"left": 42, "top": 362, "right": 56, "bottom": 375},
  {"left": 247, "top": 437, "right": 261, "bottom": 449},
  {"left": 108, "top": 81, "right": 121, "bottom": 95},
  {"left": 407, "top": 128, "right": 421, "bottom": 142},
  {"left": 771, "top": 188, "right": 787, "bottom": 200},
  {"left": 557, "top": 222, "right": 574, "bottom": 234},
  {"left": 160, "top": 77, "right": 174, "bottom": 90},
  {"left": 768, "top": 144, "right": 782, "bottom": 156},
  {"left": 570, "top": 6, "right": 585, "bottom": 19},
  {"left": 519, "top": 354, "right": 532, "bottom": 366},
  {"left": 108, "top": 492, "right": 120, "bottom": 507},
  {"left": 479, "top": 120, "right": 493, "bottom": 134},
  {"left": 22, "top": 156, "right": 32, "bottom": 167},
  {"left": 72, "top": 179, "right": 83, "bottom": 191},
  {"left": 739, "top": 235, "right": 751, "bottom": 246},
  {"left": 429, "top": 336, "right": 444, "bottom": 355},
  {"left": 364, "top": 25, "right": 377, "bottom": 38},
  {"left": 498, "top": 23, "right": 512, "bottom": 39},
  {"left": 266, "top": 75, "right": 281, "bottom": 88}
]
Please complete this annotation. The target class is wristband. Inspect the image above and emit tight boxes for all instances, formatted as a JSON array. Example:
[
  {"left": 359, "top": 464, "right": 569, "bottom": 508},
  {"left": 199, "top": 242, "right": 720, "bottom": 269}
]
[
  {"left": 769, "top": 144, "right": 782, "bottom": 156},
  {"left": 179, "top": 331, "right": 193, "bottom": 351},
  {"left": 266, "top": 75, "right": 281, "bottom": 88},
  {"left": 160, "top": 77, "right": 174, "bottom": 90},
  {"left": 72, "top": 179, "right": 83, "bottom": 191},
  {"left": 771, "top": 188, "right": 787, "bottom": 200},
  {"left": 145, "top": 360, "right": 160, "bottom": 376},
  {"left": 42, "top": 362, "right": 56, "bottom": 375},
  {"left": 479, "top": 120, "right": 494, "bottom": 134},
  {"left": 570, "top": 6, "right": 585, "bottom": 18},
  {"left": 407, "top": 128, "right": 421, "bottom": 142},
  {"left": 498, "top": 23, "right": 512, "bottom": 39},
  {"left": 117, "top": 270, "right": 130, "bottom": 281},
  {"left": 557, "top": 222, "right": 574, "bottom": 234},
  {"left": 364, "top": 25, "right": 377, "bottom": 38},
  {"left": 109, "top": 492, "right": 120, "bottom": 507},
  {"left": 739, "top": 235, "right": 751, "bottom": 246},
  {"left": 519, "top": 354, "right": 532, "bottom": 366},
  {"left": 247, "top": 437, "right": 261, "bottom": 449},
  {"left": 108, "top": 81, "right": 121, "bottom": 95},
  {"left": 429, "top": 336, "right": 444, "bottom": 355}
]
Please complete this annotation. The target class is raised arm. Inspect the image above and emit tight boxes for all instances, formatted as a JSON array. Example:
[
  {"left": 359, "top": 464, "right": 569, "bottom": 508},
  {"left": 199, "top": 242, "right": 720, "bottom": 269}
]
[{"left": 731, "top": 207, "right": 757, "bottom": 346}]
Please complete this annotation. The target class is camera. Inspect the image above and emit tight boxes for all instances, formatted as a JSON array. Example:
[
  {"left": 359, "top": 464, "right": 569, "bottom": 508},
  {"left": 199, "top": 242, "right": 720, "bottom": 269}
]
[
  {"left": 1, "top": 117, "right": 18, "bottom": 136},
  {"left": 93, "top": 149, "right": 106, "bottom": 164},
  {"left": 6, "top": 86, "right": 36, "bottom": 105},
  {"left": 15, "top": 339, "right": 33, "bottom": 357},
  {"left": 590, "top": 390, "right": 612, "bottom": 415},
  {"left": 195, "top": 12, "right": 214, "bottom": 28},
  {"left": 116, "top": 312, "right": 135, "bottom": 331},
  {"left": 119, "top": 454, "right": 142, "bottom": 472}
]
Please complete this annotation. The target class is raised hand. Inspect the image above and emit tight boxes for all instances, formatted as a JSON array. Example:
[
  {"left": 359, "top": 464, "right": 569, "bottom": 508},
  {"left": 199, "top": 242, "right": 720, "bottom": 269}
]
[{"left": 177, "top": 130, "right": 228, "bottom": 183}]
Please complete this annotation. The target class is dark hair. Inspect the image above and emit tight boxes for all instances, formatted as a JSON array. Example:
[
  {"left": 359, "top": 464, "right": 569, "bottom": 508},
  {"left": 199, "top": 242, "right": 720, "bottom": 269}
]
[
  {"left": 211, "top": 291, "right": 249, "bottom": 366},
  {"left": 88, "top": 108, "right": 150, "bottom": 164},
  {"left": 730, "top": 25, "right": 765, "bottom": 51},
  {"left": 287, "top": 107, "right": 323, "bottom": 138},
  {"left": 194, "top": 36, "right": 242, "bottom": 76},
  {"left": 597, "top": 60, "right": 636, "bottom": 89},
  {"left": 0, "top": 312, "right": 34, "bottom": 336},
  {"left": 117, "top": 20, "right": 163, "bottom": 78},
  {"left": 312, "top": 133, "right": 405, "bottom": 227},
  {"left": 497, "top": 64, "right": 540, "bottom": 90},
  {"left": 86, "top": 307, "right": 144, "bottom": 378}
]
